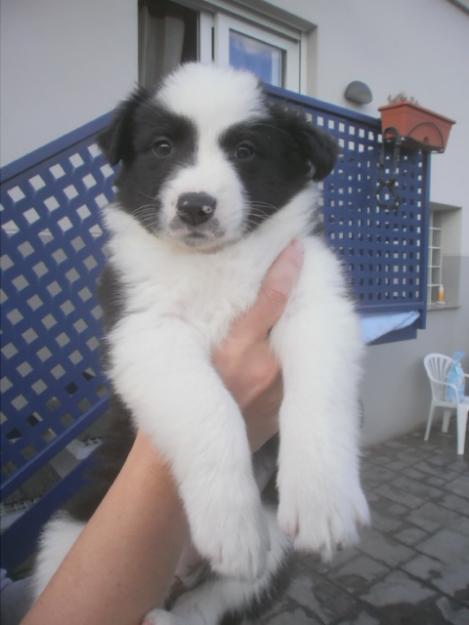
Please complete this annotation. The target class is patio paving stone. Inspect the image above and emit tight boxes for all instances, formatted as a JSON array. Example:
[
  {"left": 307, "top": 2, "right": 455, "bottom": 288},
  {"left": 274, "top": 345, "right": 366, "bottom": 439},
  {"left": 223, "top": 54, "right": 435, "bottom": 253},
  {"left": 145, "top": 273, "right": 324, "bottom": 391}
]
[
  {"left": 333, "top": 554, "right": 390, "bottom": 593},
  {"left": 367, "top": 507, "right": 404, "bottom": 534},
  {"left": 392, "top": 525, "right": 430, "bottom": 546},
  {"left": 374, "top": 482, "right": 429, "bottom": 509},
  {"left": 357, "top": 527, "right": 416, "bottom": 567},
  {"left": 360, "top": 569, "right": 437, "bottom": 607},
  {"left": 444, "top": 474, "right": 469, "bottom": 499},
  {"left": 407, "top": 501, "right": 467, "bottom": 530},
  {"left": 436, "top": 493, "right": 469, "bottom": 515}
]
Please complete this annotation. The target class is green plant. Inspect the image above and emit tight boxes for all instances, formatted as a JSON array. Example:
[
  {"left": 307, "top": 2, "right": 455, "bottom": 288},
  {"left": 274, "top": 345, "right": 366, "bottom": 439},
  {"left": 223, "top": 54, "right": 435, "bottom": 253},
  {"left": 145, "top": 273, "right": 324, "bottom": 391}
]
[{"left": 387, "top": 92, "right": 420, "bottom": 106}]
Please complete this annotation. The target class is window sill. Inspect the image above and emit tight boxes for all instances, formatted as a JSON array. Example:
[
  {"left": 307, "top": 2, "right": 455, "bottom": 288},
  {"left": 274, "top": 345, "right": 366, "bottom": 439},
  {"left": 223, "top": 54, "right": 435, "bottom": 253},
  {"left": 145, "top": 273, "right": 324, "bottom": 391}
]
[{"left": 427, "top": 302, "right": 461, "bottom": 312}]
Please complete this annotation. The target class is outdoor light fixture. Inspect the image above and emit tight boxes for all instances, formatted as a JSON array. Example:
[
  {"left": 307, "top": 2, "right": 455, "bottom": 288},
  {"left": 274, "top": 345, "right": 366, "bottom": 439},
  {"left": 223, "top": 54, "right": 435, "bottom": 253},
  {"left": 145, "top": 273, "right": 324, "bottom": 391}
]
[{"left": 344, "top": 81, "right": 373, "bottom": 105}]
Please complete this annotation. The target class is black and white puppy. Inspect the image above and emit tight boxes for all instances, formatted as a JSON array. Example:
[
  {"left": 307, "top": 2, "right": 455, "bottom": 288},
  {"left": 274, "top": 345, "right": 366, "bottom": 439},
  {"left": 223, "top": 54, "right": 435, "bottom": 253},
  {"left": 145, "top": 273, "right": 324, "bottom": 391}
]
[{"left": 34, "top": 63, "right": 369, "bottom": 624}]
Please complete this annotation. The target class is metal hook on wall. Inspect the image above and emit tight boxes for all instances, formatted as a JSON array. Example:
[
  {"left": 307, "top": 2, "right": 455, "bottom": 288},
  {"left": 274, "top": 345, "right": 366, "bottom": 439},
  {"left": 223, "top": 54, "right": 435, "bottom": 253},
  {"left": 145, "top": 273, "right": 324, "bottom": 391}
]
[{"left": 376, "top": 126, "right": 402, "bottom": 211}]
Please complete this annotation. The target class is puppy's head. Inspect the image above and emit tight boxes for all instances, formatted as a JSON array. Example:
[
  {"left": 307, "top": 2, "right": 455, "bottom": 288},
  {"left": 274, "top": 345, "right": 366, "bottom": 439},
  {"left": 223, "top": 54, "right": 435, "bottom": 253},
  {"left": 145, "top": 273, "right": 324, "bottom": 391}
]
[{"left": 99, "top": 63, "right": 337, "bottom": 251}]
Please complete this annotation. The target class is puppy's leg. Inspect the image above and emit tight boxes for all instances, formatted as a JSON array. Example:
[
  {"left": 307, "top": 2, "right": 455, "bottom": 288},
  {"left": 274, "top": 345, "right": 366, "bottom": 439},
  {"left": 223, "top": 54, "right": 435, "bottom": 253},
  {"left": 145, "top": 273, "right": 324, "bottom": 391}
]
[
  {"left": 33, "top": 513, "right": 85, "bottom": 599},
  {"left": 109, "top": 317, "right": 268, "bottom": 579},
  {"left": 272, "top": 258, "right": 369, "bottom": 559},
  {"left": 145, "top": 508, "right": 291, "bottom": 625}
]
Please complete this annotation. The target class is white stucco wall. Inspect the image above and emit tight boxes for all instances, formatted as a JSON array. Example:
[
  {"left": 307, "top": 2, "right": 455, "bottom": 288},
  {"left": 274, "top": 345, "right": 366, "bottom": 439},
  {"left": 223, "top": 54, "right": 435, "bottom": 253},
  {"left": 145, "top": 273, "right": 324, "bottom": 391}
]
[{"left": 0, "top": 0, "right": 138, "bottom": 166}]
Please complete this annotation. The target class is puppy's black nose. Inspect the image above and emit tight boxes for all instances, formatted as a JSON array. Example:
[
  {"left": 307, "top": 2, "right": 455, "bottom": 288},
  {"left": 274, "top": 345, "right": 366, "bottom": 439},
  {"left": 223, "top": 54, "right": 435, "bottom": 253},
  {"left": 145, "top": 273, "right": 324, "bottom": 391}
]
[{"left": 177, "top": 192, "right": 217, "bottom": 226}]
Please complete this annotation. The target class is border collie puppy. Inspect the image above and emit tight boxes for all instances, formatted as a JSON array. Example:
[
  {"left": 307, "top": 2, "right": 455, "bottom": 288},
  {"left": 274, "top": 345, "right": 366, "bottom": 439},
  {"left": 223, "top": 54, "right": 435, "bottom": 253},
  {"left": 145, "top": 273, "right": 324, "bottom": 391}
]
[{"left": 34, "top": 63, "right": 369, "bottom": 624}]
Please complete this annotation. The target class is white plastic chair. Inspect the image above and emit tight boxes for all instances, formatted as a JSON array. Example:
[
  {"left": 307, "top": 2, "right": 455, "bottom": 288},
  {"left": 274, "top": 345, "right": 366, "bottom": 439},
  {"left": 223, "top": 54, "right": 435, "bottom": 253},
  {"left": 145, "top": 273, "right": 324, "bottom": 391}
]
[{"left": 423, "top": 353, "right": 469, "bottom": 455}]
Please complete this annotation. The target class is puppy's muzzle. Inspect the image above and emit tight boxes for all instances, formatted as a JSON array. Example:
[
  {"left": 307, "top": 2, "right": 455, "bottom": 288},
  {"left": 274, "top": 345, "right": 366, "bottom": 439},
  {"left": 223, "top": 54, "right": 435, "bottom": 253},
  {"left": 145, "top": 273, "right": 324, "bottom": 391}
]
[{"left": 177, "top": 192, "right": 217, "bottom": 226}]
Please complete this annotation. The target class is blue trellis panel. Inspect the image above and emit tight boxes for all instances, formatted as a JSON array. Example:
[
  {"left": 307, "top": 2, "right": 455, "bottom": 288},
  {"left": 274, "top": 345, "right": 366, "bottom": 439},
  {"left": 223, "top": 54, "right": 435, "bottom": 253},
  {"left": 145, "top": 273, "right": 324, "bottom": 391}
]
[
  {"left": 267, "top": 85, "right": 430, "bottom": 321},
  {"left": 1, "top": 121, "right": 114, "bottom": 501}
]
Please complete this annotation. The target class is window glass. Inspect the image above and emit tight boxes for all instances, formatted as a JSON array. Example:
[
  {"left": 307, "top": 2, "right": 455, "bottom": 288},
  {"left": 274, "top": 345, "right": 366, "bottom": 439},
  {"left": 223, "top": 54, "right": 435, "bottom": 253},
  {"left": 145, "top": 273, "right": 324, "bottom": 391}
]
[
  {"left": 427, "top": 204, "right": 462, "bottom": 309},
  {"left": 229, "top": 30, "right": 284, "bottom": 87}
]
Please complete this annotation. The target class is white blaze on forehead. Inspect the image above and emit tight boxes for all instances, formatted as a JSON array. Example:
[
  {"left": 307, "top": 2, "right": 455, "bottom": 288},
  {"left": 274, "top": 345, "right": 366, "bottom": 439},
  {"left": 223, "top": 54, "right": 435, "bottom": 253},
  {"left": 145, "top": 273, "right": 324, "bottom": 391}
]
[
  {"left": 154, "top": 64, "right": 265, "bottom": 248},
  {"left": 156, "top": 63, "right": 266, "bottom": 134}
]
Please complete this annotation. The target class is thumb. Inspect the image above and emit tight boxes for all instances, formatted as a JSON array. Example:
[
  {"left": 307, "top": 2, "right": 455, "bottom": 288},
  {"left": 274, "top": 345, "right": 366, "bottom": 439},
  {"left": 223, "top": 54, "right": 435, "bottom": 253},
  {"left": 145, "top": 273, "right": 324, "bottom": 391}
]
[{"left": 239, "top": 239, "right": 304, "bottom": 341}]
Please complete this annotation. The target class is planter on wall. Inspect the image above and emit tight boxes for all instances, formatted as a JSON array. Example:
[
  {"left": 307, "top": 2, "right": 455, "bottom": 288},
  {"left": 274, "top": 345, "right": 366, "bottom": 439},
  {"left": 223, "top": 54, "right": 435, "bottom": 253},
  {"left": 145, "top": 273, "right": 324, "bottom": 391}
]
[{"left": 378, "top": 102, "right": 455, "bottom": 152}]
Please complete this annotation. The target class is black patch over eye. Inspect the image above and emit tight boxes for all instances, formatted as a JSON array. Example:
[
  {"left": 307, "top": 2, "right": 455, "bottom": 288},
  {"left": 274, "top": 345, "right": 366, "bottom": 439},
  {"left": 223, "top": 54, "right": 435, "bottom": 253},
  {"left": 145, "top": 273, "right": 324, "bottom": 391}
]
[
  {"left": 152, "top": 138, "right": 173, "bottom": 158},
  {"left": 234, "top": 141, "right": 255, "bottom": 161}
]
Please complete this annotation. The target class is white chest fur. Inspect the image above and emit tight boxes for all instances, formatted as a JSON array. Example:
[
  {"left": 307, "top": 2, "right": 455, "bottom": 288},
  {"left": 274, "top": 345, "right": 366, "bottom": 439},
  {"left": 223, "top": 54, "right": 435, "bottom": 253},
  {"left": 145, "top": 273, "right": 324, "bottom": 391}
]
[{"left": 103, "top": 185, "right": 321, "bottom": 348}]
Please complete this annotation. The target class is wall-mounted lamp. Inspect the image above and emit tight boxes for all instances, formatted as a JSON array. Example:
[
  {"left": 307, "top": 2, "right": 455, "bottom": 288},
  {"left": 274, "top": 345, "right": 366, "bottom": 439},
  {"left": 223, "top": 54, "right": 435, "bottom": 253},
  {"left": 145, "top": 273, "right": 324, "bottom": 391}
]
[{"left": 344, "top": 81, "right": 373, "bottom": 105}]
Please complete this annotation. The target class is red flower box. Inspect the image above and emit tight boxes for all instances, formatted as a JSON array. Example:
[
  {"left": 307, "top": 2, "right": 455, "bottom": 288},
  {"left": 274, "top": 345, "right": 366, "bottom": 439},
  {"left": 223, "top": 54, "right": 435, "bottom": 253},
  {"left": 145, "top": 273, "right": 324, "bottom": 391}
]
[{"left": 379, "top": 102, "right": 455, "bottom": 152}]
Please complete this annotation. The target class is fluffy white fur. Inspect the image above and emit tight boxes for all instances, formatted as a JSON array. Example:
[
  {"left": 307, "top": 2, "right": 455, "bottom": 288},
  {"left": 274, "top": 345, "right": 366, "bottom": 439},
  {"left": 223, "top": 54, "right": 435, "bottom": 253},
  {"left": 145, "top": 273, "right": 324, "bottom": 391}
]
[
  {"left": 146, "top": 508, "right": 290, "bottom": 625},
  {"left": 158, "top": 63, "right": 265, "bottom": 133},
  {"left": 33, "top": 513, "right": 84, "bottom": 598},
  {"left": 34, "top": 64, "right": 369, "bottom": 624}
]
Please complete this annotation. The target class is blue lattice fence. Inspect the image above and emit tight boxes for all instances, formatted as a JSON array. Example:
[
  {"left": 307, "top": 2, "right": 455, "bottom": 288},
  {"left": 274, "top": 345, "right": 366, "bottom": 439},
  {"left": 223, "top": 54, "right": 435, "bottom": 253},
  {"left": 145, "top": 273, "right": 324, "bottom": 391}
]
[
  {"left": 0, "top": 89, "right": 430, "bottom": 570},
  {"left": 268, "top": 86, "right": 430, "bottom": 319},
  {"left": 1, "top": 116, "right": 114, "bottom": 568}
]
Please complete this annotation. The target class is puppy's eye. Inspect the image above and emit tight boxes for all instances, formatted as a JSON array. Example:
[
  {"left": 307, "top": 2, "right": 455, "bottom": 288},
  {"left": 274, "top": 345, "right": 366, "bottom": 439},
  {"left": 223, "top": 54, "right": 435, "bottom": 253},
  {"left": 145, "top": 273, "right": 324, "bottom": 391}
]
[
  {"left": 234, "top": 141, "right": 255, "bottom": 161},
  {"left": 152, "top": 138, "right": 173, "bottom": 157}
]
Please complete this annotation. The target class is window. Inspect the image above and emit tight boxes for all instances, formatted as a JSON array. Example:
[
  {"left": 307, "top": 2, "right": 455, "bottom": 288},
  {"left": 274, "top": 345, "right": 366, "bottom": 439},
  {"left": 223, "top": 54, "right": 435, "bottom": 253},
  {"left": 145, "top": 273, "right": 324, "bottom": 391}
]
[
  {"left": 207, "top": 13, "right": 301, "bottom": 90},
  {"left": 229, "top": 31, "right": 285, "bottom": 87},
  {"left": 427, "top": 203, "right": 462, "bottom": 309},
  {"left": 427, "top": 210, "right": 444, "bottom": 305},
  {"left": 139, "top": 0, "right": 306, "bottom": 92}
]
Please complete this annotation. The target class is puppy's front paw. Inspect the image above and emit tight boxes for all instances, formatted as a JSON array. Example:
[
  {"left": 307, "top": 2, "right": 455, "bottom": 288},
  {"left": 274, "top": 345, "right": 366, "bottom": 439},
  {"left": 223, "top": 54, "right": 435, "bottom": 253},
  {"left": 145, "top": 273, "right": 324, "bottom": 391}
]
[
  {"left": 188, "top": 480, "right": 269, "bottom": 579},
  {"left": 277, "top": 456, "right": 369, "bottom": 561}
]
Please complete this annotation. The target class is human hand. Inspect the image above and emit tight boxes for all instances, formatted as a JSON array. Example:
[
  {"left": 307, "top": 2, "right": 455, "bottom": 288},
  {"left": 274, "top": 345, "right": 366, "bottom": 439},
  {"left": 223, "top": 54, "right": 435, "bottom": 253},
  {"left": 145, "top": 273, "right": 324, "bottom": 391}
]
[{"left": 213, "top": 240, "right": 304, "bottom": 451}]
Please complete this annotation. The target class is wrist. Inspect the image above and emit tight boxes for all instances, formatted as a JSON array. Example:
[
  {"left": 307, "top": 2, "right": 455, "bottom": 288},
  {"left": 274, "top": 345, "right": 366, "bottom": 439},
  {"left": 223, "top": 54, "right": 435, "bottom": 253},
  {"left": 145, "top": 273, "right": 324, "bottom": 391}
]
[{"left": 125, "top": 432, "right": 175, "bottom": 487}]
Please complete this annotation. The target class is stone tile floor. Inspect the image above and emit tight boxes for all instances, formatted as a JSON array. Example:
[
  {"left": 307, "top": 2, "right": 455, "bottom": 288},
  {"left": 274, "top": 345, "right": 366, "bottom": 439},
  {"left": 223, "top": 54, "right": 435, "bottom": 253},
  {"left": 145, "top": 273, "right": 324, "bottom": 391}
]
[
  {"left": 2, "top": 425, "right": 467, "bottom": 625},
  {"left": 254, "top": 425, "right": 469, "bottom": 625}
]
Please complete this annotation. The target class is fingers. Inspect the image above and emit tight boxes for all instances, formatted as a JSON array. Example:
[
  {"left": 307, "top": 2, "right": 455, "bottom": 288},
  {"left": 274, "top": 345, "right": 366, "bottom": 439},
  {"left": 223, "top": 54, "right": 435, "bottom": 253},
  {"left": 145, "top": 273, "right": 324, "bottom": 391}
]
[
  {"left": 236, "top": 239, "right": 304, "bottom": 343},
  {"left": 212, "top": 239, "right": 303, "bottom": 410}
]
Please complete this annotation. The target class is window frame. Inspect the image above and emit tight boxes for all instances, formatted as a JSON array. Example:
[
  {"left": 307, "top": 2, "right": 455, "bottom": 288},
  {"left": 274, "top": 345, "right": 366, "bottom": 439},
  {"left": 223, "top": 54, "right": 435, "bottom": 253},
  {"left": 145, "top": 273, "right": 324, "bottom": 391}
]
[
  {"left": 213, "top": 13, "right": 300, "bottom": 90},
  {"left": 427, "top": 202, "right": 462, "bottom": 310},
  {"left": 197, "top": 3, "right": 306, "bottom": 92},
  {"left": 427, "top": 210, "right": 444, "bottom": 305}
]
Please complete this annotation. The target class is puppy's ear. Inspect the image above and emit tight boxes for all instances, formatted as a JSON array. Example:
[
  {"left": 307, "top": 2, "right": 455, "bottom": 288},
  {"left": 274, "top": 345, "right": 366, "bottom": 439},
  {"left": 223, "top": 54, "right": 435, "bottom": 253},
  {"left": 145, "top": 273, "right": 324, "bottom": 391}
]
[
  {"left": 300, "top": 123, "right": 338, "bottom": 181},
  {"left": 270, "top": 106, "right": 338, "bottom": 181},
  {"left": 98, "top": 86, "right": 150, "bottom": 166}
]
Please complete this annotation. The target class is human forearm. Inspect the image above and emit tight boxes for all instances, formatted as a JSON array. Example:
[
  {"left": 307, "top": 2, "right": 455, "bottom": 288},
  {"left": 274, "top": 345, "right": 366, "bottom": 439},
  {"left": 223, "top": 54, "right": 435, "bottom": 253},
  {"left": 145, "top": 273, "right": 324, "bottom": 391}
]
[{"left": 22, "top": 432, "right": 186, "bottom": 625}]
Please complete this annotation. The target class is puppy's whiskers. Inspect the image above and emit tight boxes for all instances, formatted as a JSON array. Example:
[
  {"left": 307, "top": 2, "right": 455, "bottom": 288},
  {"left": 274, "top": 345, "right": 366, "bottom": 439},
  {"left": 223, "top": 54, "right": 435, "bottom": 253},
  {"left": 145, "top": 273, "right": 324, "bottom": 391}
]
[
  {"left": 138, "top": 190, "right": 158, "bottom": 202},
  {"left": 131, "top": 199, "right": 160, "bottom": 230}
]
